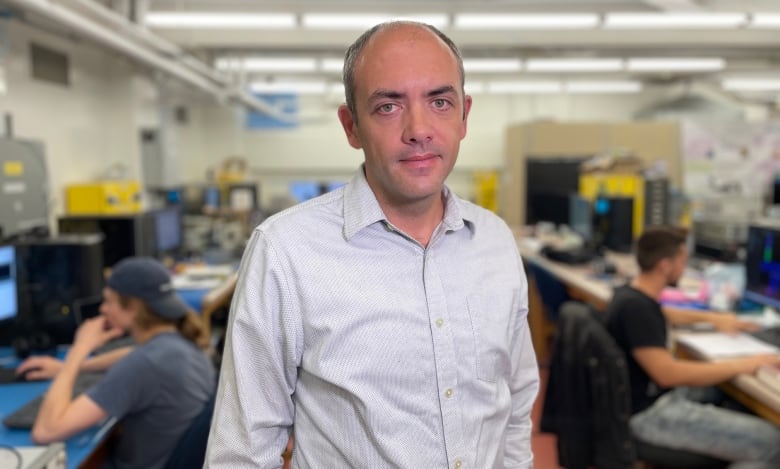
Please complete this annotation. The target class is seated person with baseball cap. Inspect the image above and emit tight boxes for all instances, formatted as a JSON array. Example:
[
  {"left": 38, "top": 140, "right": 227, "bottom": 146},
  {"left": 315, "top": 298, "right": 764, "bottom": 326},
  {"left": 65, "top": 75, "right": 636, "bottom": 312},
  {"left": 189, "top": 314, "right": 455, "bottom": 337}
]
[{"left": 30, "top": 257, "right": 216, "bottom": 469}]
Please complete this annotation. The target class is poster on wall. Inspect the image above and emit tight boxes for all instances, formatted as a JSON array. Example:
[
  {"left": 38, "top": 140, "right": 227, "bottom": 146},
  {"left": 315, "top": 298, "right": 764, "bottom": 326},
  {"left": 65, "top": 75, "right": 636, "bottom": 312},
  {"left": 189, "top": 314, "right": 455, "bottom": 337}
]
[{"left": 683, "top": 119, "right": 780, "bottom": 198}]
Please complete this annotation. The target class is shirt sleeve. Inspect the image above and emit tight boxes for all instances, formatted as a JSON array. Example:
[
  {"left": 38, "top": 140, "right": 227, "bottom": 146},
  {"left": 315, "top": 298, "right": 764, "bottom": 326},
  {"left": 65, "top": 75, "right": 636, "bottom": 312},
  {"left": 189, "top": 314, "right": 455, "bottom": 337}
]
[
  {"left": 204, "top": 230, "right": 300, "bottom": 468},
  {"left": 86, "top": 350, "right": 157, "bottom": 418},
  {"left": 504, "top": 256, "right": 540, "bottom": 468}
]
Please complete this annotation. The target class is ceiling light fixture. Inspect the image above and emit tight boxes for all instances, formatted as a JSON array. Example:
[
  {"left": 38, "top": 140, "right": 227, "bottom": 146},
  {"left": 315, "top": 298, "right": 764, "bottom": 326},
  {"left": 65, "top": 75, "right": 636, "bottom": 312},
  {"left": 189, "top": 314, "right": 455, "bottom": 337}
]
[
  {"left": 455, "top": 13, "right": 599, "bottom": 30},
  {"left": 145, "top": 12, "right": 296, "bottom": 29},
  {"left": 320, "top": 58, "right": 345, "bottom": 73},
  {"left": 722, "top": 78, "right": 780, "bottom": 91},
  {"left": 526, "top": 58, "right": 623, "bottom": 72},
  {"left": 217, "top": 58, "right": 318, "bottom": 72},
  {"left": 463, "top": 58, "right": 523, "bottom": 73},
  {"left": 604, "top": 13, "right": 747, "bottom": 29},
  {"left": 566, "top": 80, "right": 642, "bottom": 93},
  {"left": 626, "top": 58, "right": 726, "bottom": 72},
  {"left": 302, "top": 13, "right": 449, "bottom": 29},
  {"left": 249, "top": 81, "right": 329, "bottom": 94},
  {"left": 749, "top": 14, "right": 780, "bottom": 28}
]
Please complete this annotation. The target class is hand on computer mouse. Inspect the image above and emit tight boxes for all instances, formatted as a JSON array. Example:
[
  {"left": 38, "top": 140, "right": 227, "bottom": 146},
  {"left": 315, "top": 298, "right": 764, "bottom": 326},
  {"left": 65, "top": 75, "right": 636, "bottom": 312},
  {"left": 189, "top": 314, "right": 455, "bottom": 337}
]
[{"left": 16, "top": 355, "right": 64, "bottom": 381}]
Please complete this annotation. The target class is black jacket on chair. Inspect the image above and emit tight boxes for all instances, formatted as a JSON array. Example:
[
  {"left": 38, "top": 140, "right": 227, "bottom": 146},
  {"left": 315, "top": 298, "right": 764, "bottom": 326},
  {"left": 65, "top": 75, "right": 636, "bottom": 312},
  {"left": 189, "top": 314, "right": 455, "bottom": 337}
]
[{"left": 540, "top": 301, "right": 635, "bottom": 469}]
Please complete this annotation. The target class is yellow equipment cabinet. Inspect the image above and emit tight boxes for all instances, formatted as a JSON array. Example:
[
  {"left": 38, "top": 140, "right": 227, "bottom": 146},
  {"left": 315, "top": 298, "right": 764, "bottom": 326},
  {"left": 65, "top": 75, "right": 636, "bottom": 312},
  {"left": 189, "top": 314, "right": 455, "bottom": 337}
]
[
  {"left": 579, "top": 173, "right": 645, "bottom": 238},
  {"left": 66, "top": 181, "right": 143, "bottom": 215}
]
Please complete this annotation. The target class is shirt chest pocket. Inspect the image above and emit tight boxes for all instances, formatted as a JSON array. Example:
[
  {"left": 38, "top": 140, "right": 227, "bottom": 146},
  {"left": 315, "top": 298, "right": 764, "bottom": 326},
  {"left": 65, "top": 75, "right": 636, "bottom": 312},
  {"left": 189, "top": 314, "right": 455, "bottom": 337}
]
[{"left": 467, "top": 292, "right": 517, "bottom": 383}]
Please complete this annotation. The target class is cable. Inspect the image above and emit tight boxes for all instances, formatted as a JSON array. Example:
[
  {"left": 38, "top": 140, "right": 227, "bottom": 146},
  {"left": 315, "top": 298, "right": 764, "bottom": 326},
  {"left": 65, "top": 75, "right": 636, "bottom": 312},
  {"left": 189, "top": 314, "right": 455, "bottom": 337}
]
[{"left": 0, "top": 444, "right": 22, "bottom": 469}]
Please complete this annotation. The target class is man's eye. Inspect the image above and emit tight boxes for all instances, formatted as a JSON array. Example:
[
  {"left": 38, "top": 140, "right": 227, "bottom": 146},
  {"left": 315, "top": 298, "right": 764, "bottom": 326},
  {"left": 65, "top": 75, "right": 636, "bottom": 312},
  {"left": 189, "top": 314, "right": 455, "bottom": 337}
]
[
  {"left": 379, "top": 103, "right": 395, "bottom": 113},
  {"left": 433, "top": 99, "right": 449, "bottom": 109}
]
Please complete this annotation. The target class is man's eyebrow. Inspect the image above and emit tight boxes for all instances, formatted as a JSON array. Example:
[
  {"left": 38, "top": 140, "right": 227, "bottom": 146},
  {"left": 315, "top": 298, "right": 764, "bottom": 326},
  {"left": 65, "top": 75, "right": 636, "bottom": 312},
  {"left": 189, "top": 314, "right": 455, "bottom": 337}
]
[
  {"left": 368, "top": 89, "right": 405, "bottom": 102},
  {"left": 427, "top": 85, "right": 457, "bottom": 97}
]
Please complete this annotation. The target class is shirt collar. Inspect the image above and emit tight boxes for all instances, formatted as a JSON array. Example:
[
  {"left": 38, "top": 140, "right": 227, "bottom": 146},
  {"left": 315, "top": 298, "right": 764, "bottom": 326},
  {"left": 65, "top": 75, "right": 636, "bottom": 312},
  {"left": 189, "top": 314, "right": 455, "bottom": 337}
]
[{"left": 343, "top": 165, "right": 475, "bottom": 241}]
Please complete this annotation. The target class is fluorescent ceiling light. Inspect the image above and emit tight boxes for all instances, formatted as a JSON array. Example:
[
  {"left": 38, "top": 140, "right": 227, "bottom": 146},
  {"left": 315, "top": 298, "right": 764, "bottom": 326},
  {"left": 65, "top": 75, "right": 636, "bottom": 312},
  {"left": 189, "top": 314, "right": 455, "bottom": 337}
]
[
  {"left": 604, "top": 13, "right": 747, "bottom": 29},
  {"left": 464, "top": 82, "right": 486, "bottom": 94},
  {"left": 526, "top": 58, "right": 623, "bottom": 72},
  {"left": 463, "top": 58, "right": 522, "bottom": 73},
  {"left": 750, "top": 14, "right": 780, "bottom": 28},
  {"left": 217, "top": 58, "right": 317, "bottom": 72},
  {"left": 320, "top": 58, "right": 345, "bottom": 73},
  {"left": 145, "top": 12, "right": 296, "bottom": 29},
  {"left": 722, "top": 79, "right": 780, "bottom": 91},
  {"left": 487, "top": 81, "right": 562, "bottom": 94},
  {"left": 455, "top": 14, "right": 599, "bottom": 30},
  {"left": 302, "top": 13, "right": 449, "bottom": 29},
  {"left": 566, "top": 81, "right": 641, "bottom": 93},
  {"left": 627, "top": 58, "right": 725, "bottom": 72},
  {"left": 250, "top": 81, "right": 329, "bottom": 94}
]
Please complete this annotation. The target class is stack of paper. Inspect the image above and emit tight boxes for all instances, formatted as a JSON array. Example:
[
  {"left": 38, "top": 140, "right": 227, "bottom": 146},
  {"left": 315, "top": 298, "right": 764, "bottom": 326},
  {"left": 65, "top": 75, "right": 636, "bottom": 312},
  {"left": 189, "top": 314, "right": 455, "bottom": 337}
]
[{"left": 676, "top": 332, "right": 780, "bottom": 360}]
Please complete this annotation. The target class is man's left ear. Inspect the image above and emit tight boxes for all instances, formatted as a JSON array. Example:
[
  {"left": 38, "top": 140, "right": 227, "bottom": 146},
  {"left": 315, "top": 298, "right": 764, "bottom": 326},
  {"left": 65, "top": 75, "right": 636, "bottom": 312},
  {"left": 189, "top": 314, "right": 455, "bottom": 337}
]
[{"left": 337, "top": 104, "right": 362, "bottom": 150}]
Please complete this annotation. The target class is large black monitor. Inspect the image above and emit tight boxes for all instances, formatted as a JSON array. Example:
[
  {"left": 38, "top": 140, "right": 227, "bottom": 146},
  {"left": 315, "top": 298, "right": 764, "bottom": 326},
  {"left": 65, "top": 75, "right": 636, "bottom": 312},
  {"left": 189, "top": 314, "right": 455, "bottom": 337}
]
[
  {"left": 14, "top": 234, "right": 105, "bottom": 345},
  {"left": 59, "top": 212, "right": 156, "bottom": 267},
  {"left": 744, "top": 223, "right": 780, "bottom": 310}
]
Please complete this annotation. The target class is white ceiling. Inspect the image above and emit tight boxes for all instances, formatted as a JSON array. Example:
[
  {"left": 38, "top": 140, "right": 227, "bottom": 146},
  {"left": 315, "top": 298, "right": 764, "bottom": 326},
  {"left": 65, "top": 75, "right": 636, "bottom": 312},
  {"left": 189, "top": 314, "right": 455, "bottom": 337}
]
[{"left": 8, "top": 0, "right": 780, "bottom": 104}]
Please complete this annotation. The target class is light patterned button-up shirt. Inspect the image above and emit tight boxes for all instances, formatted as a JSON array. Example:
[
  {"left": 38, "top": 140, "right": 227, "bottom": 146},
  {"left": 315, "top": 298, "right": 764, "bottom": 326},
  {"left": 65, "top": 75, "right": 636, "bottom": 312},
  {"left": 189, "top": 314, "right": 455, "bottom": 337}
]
[{"left": 205, "top": 167, "right": 539, "bottom": 469}]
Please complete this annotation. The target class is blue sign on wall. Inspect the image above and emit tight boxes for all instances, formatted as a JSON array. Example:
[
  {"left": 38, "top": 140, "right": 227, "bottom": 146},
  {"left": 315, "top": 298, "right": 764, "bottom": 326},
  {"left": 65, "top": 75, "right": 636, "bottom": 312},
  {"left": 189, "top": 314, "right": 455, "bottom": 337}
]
[{"left": 245, "top": 93, "right": 298, "bottom": 129}]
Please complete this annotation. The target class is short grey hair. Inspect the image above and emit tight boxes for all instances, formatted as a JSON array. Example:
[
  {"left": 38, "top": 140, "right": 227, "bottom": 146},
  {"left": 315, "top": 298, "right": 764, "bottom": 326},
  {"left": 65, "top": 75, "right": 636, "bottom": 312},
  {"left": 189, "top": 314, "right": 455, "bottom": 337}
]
[{"left": 342, "top": 21, "right": 465, "bottom": 124}]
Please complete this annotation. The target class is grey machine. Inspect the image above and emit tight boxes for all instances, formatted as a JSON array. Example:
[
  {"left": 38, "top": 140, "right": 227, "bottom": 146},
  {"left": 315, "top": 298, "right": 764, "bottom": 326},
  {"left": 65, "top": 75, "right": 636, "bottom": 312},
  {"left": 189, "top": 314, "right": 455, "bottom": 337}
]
[{"left": 0, "top": 138, "right": 50, "bottom": 240}]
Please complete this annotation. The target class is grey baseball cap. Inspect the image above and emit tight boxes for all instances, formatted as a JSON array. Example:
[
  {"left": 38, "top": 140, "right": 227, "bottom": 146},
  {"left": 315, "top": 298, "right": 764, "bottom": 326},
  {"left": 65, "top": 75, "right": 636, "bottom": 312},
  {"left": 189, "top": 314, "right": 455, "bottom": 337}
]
[{"left": 106, "top": 257, "right": 190, "bottom": 320}]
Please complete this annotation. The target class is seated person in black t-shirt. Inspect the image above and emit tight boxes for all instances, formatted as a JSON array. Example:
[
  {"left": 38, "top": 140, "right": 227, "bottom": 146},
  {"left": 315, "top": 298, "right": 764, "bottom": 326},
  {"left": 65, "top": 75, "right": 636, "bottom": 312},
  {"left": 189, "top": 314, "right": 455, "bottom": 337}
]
[{"left": 605, "top": 226, "right": 780, "bottom": 467}]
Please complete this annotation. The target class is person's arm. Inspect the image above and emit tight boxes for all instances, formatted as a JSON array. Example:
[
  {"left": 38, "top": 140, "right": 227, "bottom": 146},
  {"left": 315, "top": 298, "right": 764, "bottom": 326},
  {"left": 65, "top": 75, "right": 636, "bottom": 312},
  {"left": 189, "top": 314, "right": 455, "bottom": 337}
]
[
  {"left": 205, "top": 232, "right": 298, "bottom": 468},
  {"left": 662, "top": 305, "right": 759, "bottom": 333},
  {"left": 504, "top": 268, "right": 540, "bottom": 468},
  {"left": 633, "top": 346, "right": 780, "bottom": 388},
  {"left": 31, "top": 317, "right": 123, "bottom": 443},
  {"left": 16, "top": 346, "right": 133, "bottom": 380}
]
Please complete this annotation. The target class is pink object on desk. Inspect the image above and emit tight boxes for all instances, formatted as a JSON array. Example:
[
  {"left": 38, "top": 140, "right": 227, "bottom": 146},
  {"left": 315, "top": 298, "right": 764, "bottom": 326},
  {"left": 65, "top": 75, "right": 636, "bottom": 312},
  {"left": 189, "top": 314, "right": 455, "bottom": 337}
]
[{"left": 660, "top": 282, "right": 708, "bottom": 304}]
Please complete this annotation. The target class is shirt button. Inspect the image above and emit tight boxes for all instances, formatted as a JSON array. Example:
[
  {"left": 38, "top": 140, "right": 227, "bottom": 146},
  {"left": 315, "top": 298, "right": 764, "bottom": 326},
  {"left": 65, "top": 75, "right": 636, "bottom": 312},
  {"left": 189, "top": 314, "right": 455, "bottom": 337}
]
[
  {"left": 454, "top": 459, "right": 462, "bottom": 469},
  {"left": 444, "top": 388, "right": 453, "bottom": 398},
  {"left": 435, "top": 319, "right": 444, "bottom": 327}
]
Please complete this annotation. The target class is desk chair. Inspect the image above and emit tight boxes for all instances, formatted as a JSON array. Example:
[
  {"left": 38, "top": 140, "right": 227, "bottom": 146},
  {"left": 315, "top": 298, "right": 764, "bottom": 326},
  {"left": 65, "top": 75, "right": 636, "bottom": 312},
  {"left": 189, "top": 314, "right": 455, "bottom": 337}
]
[
  {"left": 163, "top": 391, "right": 216, "bottom": 469},
  {"left": 541, "top": 301, "right": 729, "bottom": 469},
  {"left": 526, "top": 262, "right": 570, "bottom": 363}
]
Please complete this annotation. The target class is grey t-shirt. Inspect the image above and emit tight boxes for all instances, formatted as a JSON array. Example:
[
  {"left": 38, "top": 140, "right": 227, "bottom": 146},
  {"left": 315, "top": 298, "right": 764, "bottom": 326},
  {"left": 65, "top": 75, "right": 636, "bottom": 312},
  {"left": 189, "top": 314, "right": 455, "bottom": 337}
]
[{"left": 87, "top": 332, "right": 215, "bottom": 469}]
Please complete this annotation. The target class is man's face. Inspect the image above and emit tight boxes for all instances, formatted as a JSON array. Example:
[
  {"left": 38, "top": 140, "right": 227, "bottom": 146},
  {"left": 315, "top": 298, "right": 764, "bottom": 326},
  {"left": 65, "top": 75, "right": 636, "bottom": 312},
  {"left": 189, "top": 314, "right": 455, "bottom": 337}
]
[
  {"left": 338, "top": 25, "right": 472, "bottom": 209},
  {"left": 666, "top": 245, "right": 689, "bottom": 287}
]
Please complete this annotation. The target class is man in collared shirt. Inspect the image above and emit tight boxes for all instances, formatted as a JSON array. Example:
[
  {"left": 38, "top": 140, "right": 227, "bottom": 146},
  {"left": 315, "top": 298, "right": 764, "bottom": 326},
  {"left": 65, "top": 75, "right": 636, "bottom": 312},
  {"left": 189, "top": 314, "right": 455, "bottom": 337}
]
[{"left": 205, "top": 21, "right": 539, "bottom": 468}]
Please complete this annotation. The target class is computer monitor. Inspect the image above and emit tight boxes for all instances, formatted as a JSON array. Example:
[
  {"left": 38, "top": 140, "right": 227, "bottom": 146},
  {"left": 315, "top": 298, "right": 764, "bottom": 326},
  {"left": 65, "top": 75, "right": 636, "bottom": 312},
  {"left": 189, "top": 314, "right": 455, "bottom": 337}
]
[
  {"left": 0, "top": 245, "right": 18, "bottom": 322},
  {"left": 154, "top": 206, "right": 182, "bottom": 255},
  {"left": 592, "top": 196, "right": 634, "bottom": 253},
  {"left": 744, "top": 223, "right": 780, "bottom": 310},
  {"left": 568, "top": 194, "right": 592, "bottom": 242},
  {"left": 228, "top": 183, "right": 259, "bottom": 211},
  {"left": 14, "top": 234, "right": 105, "bottom": 345},
  {"left": 58, "top": 212, "right": 156, "bottom": 267}
]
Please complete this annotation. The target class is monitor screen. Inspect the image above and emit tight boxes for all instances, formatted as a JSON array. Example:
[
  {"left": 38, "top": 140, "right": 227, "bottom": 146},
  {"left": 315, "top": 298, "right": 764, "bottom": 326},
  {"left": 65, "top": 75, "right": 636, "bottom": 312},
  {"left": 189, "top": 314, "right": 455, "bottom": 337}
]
[
  {"left": 0, "top": 245, "right": 18, "bottom": 321},
  {"left": 744, "top": 224, "right": 780, "bottom": 309},
  {"left": 568, "top": 195, "right": 592, "bottom": 242},
  {"left": 155, "top": 206, "right": 182, "bottom": 253},
  {"left": 228, "top": 183, "right": 259, "bottom": 211}
]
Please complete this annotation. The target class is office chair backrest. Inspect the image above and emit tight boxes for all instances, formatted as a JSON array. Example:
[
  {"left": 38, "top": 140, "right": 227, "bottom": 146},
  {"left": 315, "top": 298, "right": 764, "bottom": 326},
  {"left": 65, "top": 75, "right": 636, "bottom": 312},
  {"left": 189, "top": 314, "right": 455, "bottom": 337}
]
[
  {"left": 541, "top": 301, "right": 635, "bottom": 469},
  {"left": 163, "top": 390, "right": 216, "bottom": 469}
]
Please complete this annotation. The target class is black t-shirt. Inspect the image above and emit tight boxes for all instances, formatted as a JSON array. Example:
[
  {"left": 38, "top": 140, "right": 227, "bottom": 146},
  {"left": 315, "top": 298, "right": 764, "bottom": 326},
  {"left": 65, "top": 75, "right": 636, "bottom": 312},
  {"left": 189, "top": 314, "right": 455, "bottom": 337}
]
[{"left": 605, "top": 285, "right": 670, "bottom": 414}]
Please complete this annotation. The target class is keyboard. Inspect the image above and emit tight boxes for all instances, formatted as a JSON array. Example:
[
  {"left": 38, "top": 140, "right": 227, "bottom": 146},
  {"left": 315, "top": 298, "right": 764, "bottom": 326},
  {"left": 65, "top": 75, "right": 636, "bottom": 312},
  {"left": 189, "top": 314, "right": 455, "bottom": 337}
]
[
  {"left": 2, "top": 372, "right": 105, "bottom": 429},
  {"left": 0, "top": 367, "right": 24, "bottom": 384},
  {"left": 749, "top": 326, "right": 780, "bottom": 348}
]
